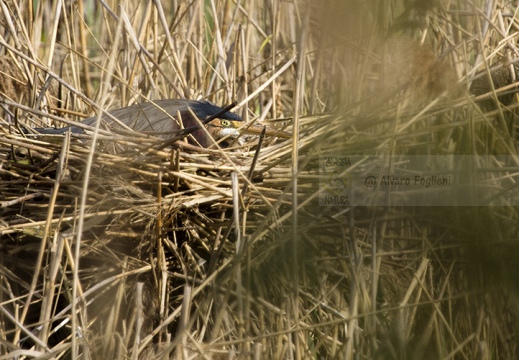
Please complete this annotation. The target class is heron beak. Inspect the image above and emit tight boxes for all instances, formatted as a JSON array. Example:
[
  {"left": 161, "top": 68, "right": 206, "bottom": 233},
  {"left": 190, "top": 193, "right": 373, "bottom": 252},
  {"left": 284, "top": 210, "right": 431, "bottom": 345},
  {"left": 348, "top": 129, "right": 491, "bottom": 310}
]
[
  {"left": 207, "top": 119, "right": 291, "bottom": 147},
  {"left": 239, "top": 122, "right": 291, "bottom": 139}
]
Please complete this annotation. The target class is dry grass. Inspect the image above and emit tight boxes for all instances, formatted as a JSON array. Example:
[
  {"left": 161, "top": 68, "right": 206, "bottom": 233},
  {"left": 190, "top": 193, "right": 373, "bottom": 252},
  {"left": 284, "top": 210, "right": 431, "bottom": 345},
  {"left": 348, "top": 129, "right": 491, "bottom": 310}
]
[{"left": 1, "top": 0, "right": 519, "bottom": 359}]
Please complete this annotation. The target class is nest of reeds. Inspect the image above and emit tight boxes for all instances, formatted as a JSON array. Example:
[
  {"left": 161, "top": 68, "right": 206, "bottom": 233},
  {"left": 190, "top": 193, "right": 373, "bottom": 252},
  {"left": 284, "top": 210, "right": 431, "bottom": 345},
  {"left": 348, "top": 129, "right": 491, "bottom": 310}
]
[{"left": 2, "top": 1, "right": 519, "bottom": 359}]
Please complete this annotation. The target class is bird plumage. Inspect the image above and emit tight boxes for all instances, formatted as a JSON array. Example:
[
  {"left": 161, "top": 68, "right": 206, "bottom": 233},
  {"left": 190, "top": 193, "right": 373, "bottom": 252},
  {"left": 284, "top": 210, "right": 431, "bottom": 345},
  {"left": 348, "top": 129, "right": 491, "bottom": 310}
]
[{"left": 34, "top": 99, "right": 243, "bottom": 148}]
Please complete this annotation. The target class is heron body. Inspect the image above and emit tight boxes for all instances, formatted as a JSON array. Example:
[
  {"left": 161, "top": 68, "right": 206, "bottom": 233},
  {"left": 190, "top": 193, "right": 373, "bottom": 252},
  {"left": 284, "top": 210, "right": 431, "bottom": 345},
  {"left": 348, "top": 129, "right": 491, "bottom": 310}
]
[{"left": 35, "top": 99, "right": 243, "bottom": 148}]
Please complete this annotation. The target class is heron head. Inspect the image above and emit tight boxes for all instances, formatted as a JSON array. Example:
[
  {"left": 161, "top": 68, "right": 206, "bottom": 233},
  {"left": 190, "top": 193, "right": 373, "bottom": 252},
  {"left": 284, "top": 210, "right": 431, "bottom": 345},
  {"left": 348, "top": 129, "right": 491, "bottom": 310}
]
[
  {"left": 205, "top": 119, "right": 243, "bottom": 146},
  {"left": 204, "top": 117, "right": 291, "bottom": 147}
]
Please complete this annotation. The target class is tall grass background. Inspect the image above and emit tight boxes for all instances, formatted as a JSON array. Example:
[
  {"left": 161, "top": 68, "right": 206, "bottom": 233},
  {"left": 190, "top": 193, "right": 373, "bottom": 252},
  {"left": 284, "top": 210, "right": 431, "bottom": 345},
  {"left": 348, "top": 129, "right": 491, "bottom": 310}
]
[{"left": 1, "top": 0, "right": 519, "bottom": 359}]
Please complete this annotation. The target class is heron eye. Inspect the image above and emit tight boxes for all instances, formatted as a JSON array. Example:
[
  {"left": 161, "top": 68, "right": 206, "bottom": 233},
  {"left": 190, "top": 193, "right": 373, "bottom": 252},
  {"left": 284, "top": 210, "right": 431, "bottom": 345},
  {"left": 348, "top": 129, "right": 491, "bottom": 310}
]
[{"left": 220, "top": 120, "right": 231, "bottom": 127}]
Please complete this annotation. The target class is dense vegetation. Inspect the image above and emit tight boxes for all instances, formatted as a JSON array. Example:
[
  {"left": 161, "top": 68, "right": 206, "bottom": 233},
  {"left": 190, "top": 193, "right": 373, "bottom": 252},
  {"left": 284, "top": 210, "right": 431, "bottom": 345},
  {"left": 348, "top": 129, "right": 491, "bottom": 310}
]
[{"left": 1, "top": 1, "right": 518, "bottom": 359}]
